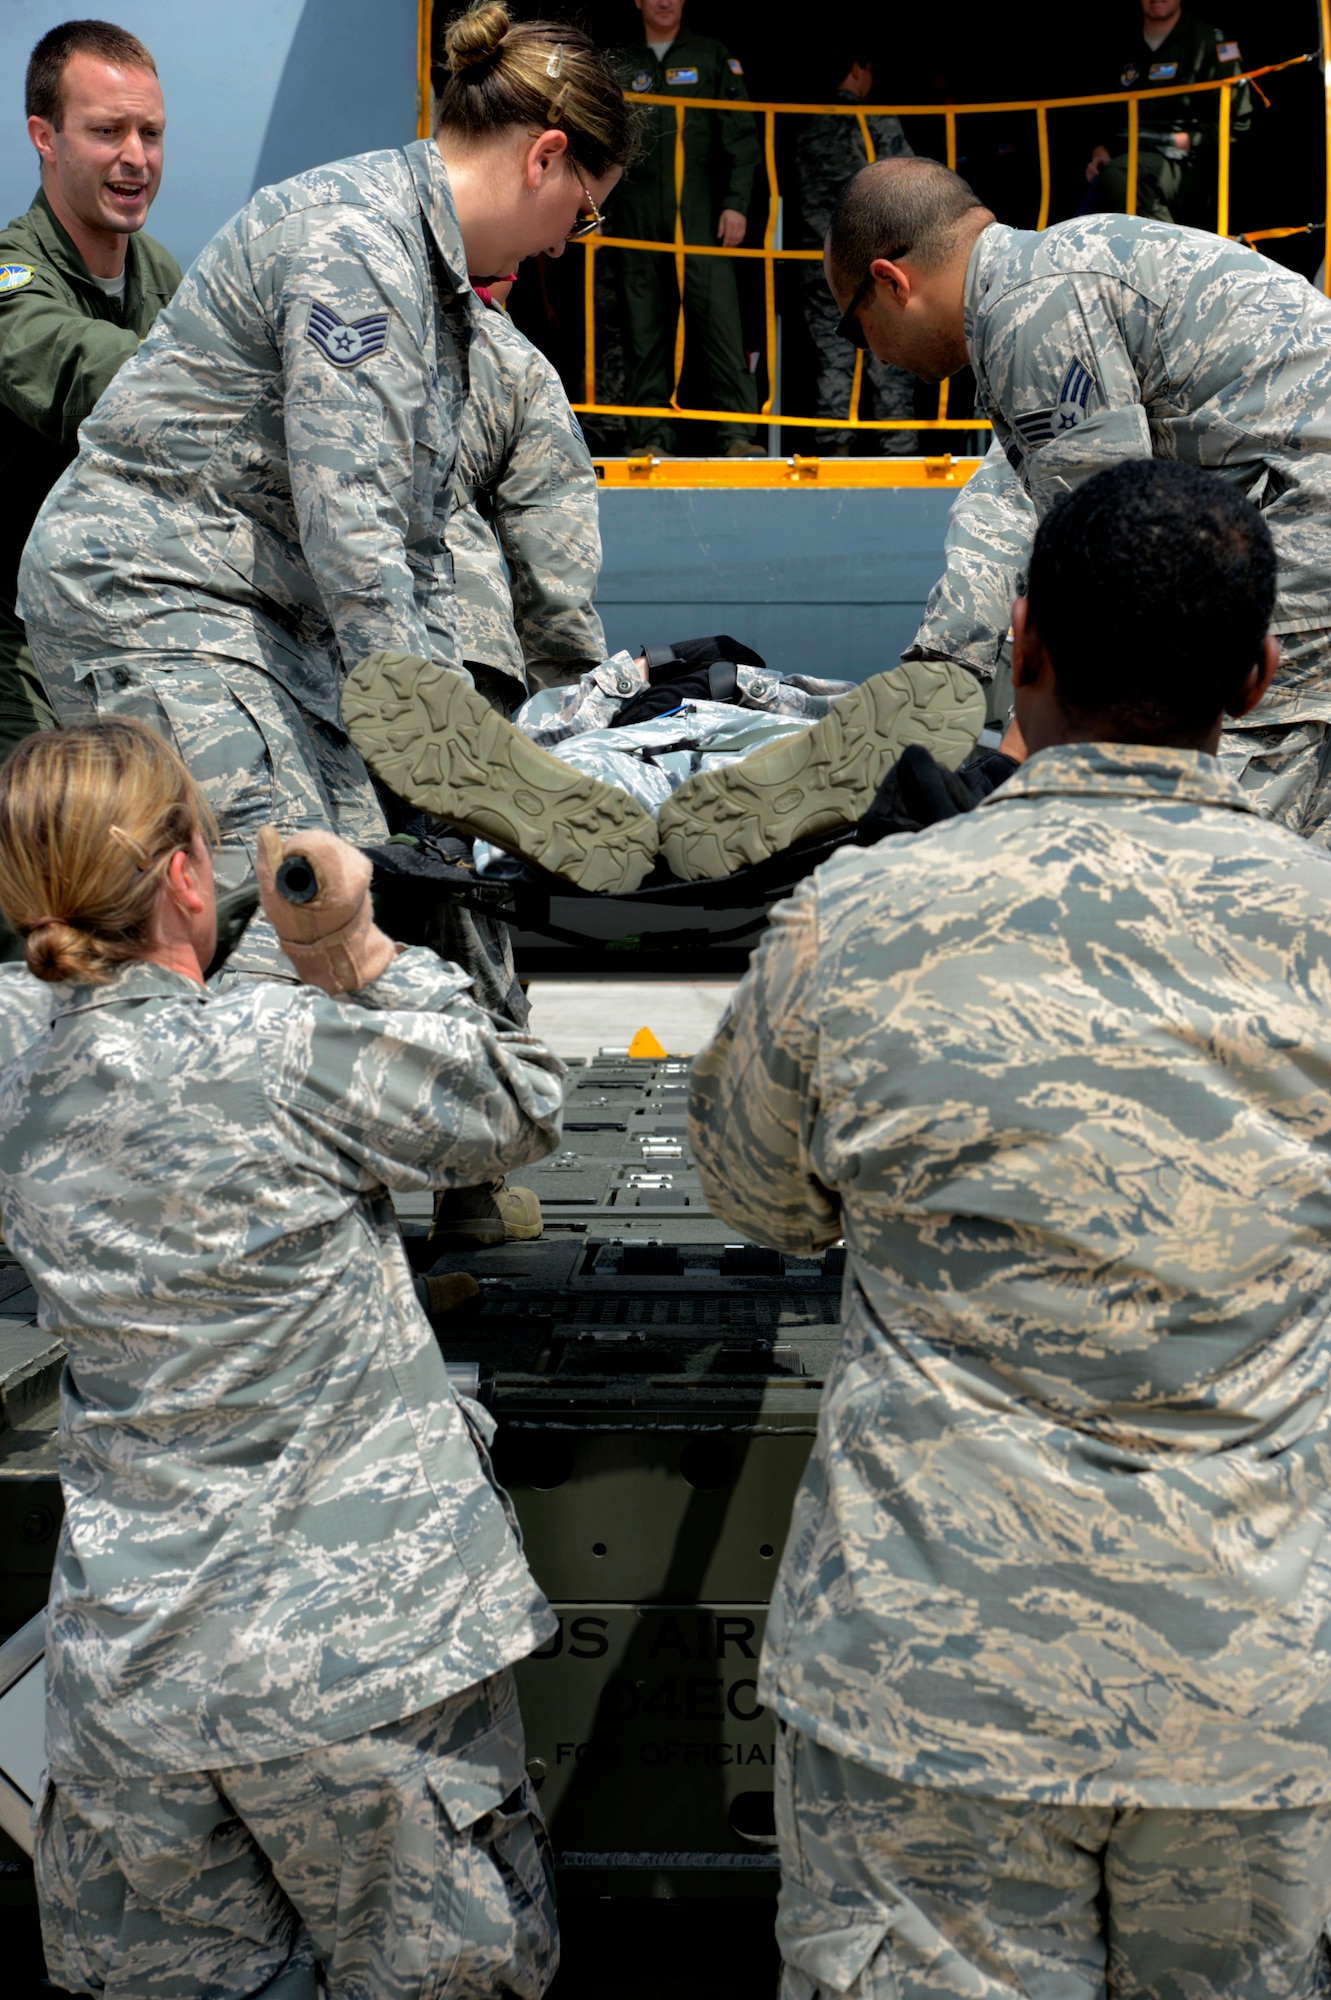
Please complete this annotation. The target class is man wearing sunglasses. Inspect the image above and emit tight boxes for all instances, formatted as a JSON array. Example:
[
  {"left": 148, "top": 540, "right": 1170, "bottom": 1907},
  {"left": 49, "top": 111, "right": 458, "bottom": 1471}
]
[{"left": 824, "top": 154, "right": 1331, "bottom": 850}]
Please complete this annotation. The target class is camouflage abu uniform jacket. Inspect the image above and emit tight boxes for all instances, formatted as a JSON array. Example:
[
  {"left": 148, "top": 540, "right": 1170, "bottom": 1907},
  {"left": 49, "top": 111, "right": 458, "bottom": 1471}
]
[
  {"left": 960, "top": 216, "right": 1331, "bottom": 720},
  {"left": 18, "top": 141, "right": 478, "bottom": 729},
  {"left": 0, "top": 948, "right": 563, "bottom": 1780},
  {"left": 448, "top": 303, "right": 605, "bottom": 692},
  {"left": 689, "top": 743, "right": 1331, "bottom": 1808}
]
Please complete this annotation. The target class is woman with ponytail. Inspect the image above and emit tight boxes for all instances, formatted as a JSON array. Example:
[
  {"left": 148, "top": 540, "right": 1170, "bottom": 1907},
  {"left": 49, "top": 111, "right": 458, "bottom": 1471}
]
[
  {"left": 20, "top": 2, "right": 654, "bottom": 1008},
  {"left": 0, "top": 719, "right": 567, "bottom": 1999},
  {"left": 20, "top": 2, "right": 650, "bottom": 1254}
]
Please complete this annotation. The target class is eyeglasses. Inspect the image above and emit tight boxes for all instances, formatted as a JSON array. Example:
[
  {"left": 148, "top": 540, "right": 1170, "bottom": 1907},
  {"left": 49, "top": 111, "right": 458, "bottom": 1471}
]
[
  {"left": 567, "top": 169, "right": 605, "bottom": 241},
  {"left": 836, "top": 247, "right": 910, "bottom": 349}
]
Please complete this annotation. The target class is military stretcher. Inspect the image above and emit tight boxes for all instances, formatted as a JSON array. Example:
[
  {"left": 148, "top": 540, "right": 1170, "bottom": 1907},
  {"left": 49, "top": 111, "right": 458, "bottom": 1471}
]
[
  {"left": 365, "top": 822, "right": 849, "bottom": 971},
  {"left": 362, "top": 720, "right": 1013, "bottom": 976}
]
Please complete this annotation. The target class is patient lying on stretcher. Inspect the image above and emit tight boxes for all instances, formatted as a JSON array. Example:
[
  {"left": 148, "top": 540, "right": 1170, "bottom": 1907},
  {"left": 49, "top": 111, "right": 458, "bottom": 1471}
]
[{"left": 342, "top": 637, "right": 992, "bottom": 894}]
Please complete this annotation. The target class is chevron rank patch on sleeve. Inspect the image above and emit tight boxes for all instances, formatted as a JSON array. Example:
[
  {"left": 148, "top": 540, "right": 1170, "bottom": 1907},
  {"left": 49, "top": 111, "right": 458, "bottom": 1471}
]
[
  {"left": 1012, "top": 358, "right": 1095, "bottom": 449},
  {"left": 306, "top": 299, "right": 391, "bottom": 367}
]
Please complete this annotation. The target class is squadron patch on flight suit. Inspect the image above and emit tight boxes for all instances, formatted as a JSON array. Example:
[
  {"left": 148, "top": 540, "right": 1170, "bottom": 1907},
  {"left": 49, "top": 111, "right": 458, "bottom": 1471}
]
[
  {"left": 632, "top": 70, "right": 652, "bottom": 91},
  {"left": 1011, "top": 359, "right": 1094, "bottom": 449},
  {"left": 306, "top": 299, "right": 391, "bottom": 367},
  {"left": 666, "top": 67, "right": 699, "bottom": 84},
  {"left": 1121, "top": 64, "right": 1140, "bottom": 85},
  {"left": 0, "top": 264, "right": 35, "bottom": 296}
]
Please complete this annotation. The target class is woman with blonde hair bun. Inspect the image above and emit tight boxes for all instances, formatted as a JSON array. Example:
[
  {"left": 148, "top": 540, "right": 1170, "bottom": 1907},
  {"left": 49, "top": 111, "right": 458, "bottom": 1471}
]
[
  {"left": 0, "top": 719, "right": 567, "bottom": 1998},
  {"left": 0, "top": 716, "right": 217, "bottom": 989},
  {"left": 20, "top": 1, "right": 653, "bottom": 990},
  {"left": 19, "top": 0, "right": 646, "bottom": 1253}
]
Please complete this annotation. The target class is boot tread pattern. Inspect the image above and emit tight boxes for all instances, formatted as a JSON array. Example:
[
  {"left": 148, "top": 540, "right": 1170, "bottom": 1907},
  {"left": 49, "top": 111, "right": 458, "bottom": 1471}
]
[
  {"left": 343, "top": 651, "right": 659, "bottom": 897},
  {"left": 656, "top": 660, "right": 986, "bottom": 882}
]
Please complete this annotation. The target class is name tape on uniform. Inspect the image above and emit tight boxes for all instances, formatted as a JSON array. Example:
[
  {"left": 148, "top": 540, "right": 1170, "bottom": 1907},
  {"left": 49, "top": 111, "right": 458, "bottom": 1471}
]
[{"left": 665, "top": 67, "right": 699, "bottom": 84}]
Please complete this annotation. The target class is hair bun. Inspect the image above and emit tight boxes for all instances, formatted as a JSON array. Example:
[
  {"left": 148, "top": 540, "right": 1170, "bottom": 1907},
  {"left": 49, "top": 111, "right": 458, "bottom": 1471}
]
[
  {"left": 445, "top": 2, "right": 510, "bottom": 74},
  {"left": 25, "top": 916, "right": 87, "bottom": 986}
]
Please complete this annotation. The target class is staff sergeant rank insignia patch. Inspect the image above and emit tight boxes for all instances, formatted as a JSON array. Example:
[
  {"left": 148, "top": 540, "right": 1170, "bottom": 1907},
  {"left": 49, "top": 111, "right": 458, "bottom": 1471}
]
[
  {"left": 0, "top": 264, "right": 35, "bottom": 296},
  {"left": 1012, "top": 359, "right": 1094, "bottom": 449},
  {"left": 307, "top": 300, "right": 390, "bottom": 367}
]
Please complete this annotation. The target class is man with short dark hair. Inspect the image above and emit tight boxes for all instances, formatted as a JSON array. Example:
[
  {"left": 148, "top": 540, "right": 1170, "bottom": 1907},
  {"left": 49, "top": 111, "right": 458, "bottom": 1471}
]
[
  {"left": 0, "top": 21, "right": 178, "bottom": 771},
  {"left": 689, "top": 458, "right": 1331, "bottom": 2000},
  {"left": 825, "top": 156, "right": 1331, "bottom": 848}
]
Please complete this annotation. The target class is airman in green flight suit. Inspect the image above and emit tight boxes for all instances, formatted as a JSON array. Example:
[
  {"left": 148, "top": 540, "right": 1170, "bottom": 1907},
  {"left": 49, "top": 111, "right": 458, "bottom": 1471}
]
[
  {"left": 610, "top": 0, "right": 762, "bottom": 454},
  {"left": 1085, "top": 0, "right": 1250, "bottom": 226}
]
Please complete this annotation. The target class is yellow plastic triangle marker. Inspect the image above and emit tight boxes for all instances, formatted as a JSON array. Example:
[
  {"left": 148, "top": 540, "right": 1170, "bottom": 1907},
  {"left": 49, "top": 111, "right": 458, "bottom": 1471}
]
[{"left": 628, "top": 1026, "right": 667, "bottom": 1059}]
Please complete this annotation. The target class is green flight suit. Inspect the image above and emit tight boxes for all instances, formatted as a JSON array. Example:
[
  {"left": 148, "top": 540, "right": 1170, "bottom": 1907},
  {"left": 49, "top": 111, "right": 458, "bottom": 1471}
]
[
  {"left": 611, "top": 33, "right": 760, "bottom": 450},
  {"left": 0, "top": 190, "right": 180, "bottom": 761},
  {"left": 1090, "top": 12, "right": 1250, "bottom": 226}
]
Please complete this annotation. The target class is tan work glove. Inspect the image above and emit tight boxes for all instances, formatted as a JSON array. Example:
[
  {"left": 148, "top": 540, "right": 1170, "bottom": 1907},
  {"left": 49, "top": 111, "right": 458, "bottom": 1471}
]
[{"left": 255, "top": 826, "right": 398, "bottom": 996}]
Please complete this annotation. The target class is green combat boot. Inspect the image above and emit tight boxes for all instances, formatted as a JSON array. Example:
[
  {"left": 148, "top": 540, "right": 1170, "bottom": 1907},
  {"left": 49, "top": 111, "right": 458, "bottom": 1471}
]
[
  {"left": 429, "top": 1181, "right": 543, "bottom": 1252},
  {"left": 342, "top": 651, "right": 658, "bottom": 895},
  {"left": 655, "top": 658, "right": 987, "bottom": 882}
]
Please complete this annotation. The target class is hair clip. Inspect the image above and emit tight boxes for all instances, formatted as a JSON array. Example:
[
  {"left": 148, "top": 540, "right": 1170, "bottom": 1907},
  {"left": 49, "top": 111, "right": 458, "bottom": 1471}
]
[
  {"left": 546, "top": 46, "right": 564, "bottom": 79},
  {"left": 108, "top": 823, "right": 151, "bottom": 870}
]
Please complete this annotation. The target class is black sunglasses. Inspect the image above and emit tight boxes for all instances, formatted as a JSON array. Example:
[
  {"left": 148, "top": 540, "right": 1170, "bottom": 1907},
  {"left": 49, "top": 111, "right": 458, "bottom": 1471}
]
[
  {"left": 567, "top": 158, "right": 605, "bottom": 241},
  {"left": 836, "top": 247, "right": 911, "bottom": 349}
]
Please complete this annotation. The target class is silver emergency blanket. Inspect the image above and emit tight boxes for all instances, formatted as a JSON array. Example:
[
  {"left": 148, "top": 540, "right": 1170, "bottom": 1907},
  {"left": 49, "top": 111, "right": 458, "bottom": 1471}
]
[{"left": 474, "top": 652, "right": 857, "bottom": 875}]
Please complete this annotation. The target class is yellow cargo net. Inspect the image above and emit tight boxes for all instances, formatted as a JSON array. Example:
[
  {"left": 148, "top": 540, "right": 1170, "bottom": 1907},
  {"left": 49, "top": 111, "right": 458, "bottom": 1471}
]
[
  {"left": 411, "top": 1, "right": 1330, "bottom": 443},
  {"left": 573, "top": 50, "right": 1321, "bottom": 440}
]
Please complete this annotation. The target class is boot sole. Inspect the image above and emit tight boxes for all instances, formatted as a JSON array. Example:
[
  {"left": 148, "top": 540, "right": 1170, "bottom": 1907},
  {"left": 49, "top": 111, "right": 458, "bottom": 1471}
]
[
  {"left": 655, "top": 660, "right": 987, "bottom": 882},
  {"left": 343, "top": 651, "right": 659, "bottom": 896}
]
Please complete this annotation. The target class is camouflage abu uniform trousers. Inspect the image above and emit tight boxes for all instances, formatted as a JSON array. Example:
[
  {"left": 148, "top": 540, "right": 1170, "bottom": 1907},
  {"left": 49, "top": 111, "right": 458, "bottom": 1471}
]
[
  {"left": 957, "top": 215, "right": 1331, "bottom": 842},
  {"left": 914, "top": 447, "right": 1331, "bottom": 829},
  {"left": 38, "top": 1672, "right": 556, "bottom": 2000},
  {"left": 794, "top": 96, "right": 917, "bottom": 455},
  {"left": 774, "top": 1726, "right": 1331, "bottom": 2000}
]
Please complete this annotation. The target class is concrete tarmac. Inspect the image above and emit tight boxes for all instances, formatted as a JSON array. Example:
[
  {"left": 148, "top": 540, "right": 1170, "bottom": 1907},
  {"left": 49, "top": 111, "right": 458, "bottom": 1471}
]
[{"left": 526, "top": 977, "right": 737, "bottom": 1060}]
